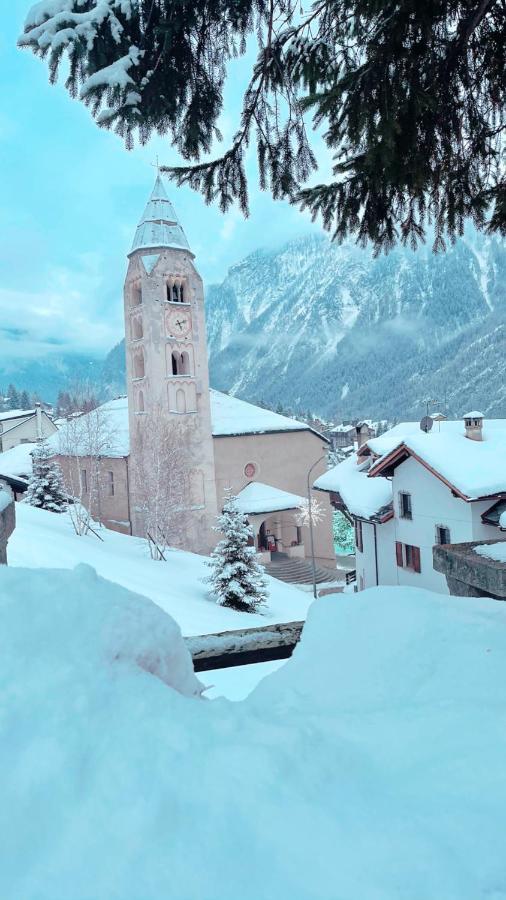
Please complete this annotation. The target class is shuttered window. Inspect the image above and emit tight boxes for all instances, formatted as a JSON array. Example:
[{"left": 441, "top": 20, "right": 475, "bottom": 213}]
[
  {"left": 396, "top": 542, "right": 421, "bottom": 573},
  {"left": 355, "top": 519, "right": 363, "bottom": 552},
  {"left": 395, "top": 541, "right": 403, "bottom": 567}
]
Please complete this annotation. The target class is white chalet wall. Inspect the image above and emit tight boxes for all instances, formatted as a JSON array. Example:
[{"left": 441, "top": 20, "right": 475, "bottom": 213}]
[{"left": 357, "top": 518, "right": 398, "bottom": 590}]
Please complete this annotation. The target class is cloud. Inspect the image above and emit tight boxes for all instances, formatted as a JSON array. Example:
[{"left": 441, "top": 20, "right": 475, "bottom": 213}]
[{"left": 0, "top": 256, "right": 123, "bottom": 362}]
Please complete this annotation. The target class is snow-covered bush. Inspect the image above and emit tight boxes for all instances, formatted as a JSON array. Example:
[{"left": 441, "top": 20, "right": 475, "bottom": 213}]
[
  {"left": 24, "top": 440, "right": 67, "bottom": 513},
  {"left": 206, "top": 495, "right": 268, "bottom": 612}
]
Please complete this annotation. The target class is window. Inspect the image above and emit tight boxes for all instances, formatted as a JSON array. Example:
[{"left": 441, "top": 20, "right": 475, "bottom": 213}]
[
  {"left": 137, "top": 390, "right": 145, "bottom": 413},
  {"left": 176, "top": 388, "right": 186, "bottom": 413},
  {"left": 399, "top": 491, "right": 412, "bottom": 519},
  {"left": 244, "top": 462, "right": 257, "bottom": 478},
  {"left": 354, "top": 519, "right": 363, "bottom": 553},
  {"left": 133, "top": 350, "right": 145, "bottom": 379},
  {"left": 81, "top": 469, "right": 87, "bottom": 494},
  {"left": 131, "top": 284, "right": 142, "bottom": 307},
  {"left": 171, "top": 351, "right": 180, "bottom": 375},
  {"left": 396, "top": 542, "right": 421, "bottom": 572},
  {"left": 436, "top": 525, "right": 451, "bottom": 545},
  {"left": 181, "top": 351, "right": 191, "bottom": 375},
  {"left": 107, "top": 471, "right": 114, "bottom": 497},
  {"left": 131, "top": 317, "right": 143, "bottom": 340}
]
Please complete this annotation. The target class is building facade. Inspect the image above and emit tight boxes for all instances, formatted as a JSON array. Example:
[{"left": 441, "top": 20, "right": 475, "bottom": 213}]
[{"left": 316, "top": 413, "right": 506, "bottom": 593}]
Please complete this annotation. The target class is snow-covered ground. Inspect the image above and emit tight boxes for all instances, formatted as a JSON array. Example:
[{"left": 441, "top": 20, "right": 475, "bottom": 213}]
[
  {"left": 9, "top": 503, "right": 312, "bottom": 635},
  {"left": 1, "top": 566, "right": 506, "bottom": 899}
]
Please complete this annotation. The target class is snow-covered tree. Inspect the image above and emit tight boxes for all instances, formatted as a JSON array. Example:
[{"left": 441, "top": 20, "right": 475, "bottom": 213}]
[
  {"left": 25, "top": 440, "right": 67, "bottom": 513},
  {"left": 206, "top": 495, "right": 268, "bottom": 613},
  {"left": 333, "top": 511, "right": 354, "bottom": 552}
]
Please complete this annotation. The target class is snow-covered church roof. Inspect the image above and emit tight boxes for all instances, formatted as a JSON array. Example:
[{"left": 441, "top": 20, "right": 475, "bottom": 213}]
[
  {"left": 130, "top": 175, "right": 191, "bottom": 255},
  {"left": 49, "top": 392, "right": 322, "bottom": 458},
  {"left": 235, "top": 482, "right": 306, "bottom": 516}
]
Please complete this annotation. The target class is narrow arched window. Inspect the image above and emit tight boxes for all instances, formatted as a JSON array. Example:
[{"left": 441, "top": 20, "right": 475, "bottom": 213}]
[
  {"left": 131, "top": 284, "right": 142, "bottom": 307},
  {"left": 137, "top": 390, "right": 144, "bottom": 412},
  {"left": 180, "top": 284, "right": 184, "bottom": 303},
  {"left": 166, "top": 282, "right": 171, "bottom": 303},
  {"left": 172, "top": 284, "right": 179, "bottom": 302},
  {"left": 131, "top": 317, "right": 143, "bottom": 340},
  {"left": 176, "top": 388, "right": 186, "bottom": 413},
  {"left": 181, "top": 351, "right": 190, "bottom": 375},
  {"left": 171, "top": 351, "right": 180, "bottom": 375},
  {"left": 133, "top": 351, "right": 145, "bottom": 379}
]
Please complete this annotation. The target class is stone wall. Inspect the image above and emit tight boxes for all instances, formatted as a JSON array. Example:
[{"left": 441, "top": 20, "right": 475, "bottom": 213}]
[
  {"left": 0, "top": 489, "right": 16, "bottom": 564},
  {"left": 433, "top": 540, "right": 506, "bottom": 600}
]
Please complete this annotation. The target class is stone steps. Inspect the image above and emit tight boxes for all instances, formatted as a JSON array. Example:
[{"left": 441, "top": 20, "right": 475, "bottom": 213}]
[{"left": 265, "top": 557, "right": 341, "bottom": 586}]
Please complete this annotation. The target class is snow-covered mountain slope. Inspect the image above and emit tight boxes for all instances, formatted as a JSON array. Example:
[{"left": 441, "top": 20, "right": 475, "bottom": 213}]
[{"left": 206, "top": 230, "right": 506, "bottom": 419}]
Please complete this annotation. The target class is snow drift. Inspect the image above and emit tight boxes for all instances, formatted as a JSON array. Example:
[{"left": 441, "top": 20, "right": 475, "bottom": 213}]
[{"left": 1, "top": 570, "right": 506, "bottom": 899}]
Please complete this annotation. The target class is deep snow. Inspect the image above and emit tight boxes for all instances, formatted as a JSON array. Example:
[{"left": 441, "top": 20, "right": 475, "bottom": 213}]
[
  {"left": 1, "top": 572, "right": 506, "bottom": 899},
  {"left": 9, "top": 502, "right": 311, "bottom": 635}
]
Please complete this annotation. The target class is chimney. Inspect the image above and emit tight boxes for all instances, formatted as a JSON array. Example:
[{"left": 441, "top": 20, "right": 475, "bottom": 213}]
[
  {"left": 356, "top": 422, "right": 369, "bottom": 449},
  {"left": 35, "top": 402, "right": 42, "bottom": 440},
  {"left": 463, "top": 410, "right": 484, "bottom": 442}
]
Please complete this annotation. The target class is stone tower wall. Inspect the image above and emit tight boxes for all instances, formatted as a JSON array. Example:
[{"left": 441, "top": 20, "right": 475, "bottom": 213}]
[{"left": 124, "top": 247, "right": 218, "bottom": 553}]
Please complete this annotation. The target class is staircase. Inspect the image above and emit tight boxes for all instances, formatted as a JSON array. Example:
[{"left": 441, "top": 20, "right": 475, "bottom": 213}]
[{"left": 265, "top": 553, "right": 342, "bottom": 586}]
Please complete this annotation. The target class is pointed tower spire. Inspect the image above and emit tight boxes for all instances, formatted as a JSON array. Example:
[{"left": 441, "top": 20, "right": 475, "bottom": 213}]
[{"left": 130, "top": 175, "right": 191, "bottom": 255}]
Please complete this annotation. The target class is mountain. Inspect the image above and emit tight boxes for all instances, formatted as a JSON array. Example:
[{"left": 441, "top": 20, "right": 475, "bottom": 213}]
[
  {"left": 0, "top": 354, "right": 104, "bottom": 404},
  {"left": 206, "top": 230, "right": 506, "bottom": 420},
  {"left": 4, "top": 230, "right": 505, "bottom": 421}
]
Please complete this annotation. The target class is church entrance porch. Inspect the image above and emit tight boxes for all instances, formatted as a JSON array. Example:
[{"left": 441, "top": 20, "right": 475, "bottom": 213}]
[{"left": 254, "top": 513, "right": 305, "bottom": 564}]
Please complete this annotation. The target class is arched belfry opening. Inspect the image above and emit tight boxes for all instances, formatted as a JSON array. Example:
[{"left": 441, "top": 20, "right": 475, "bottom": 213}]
[
  {"left": 133, "top": 350, "right": 145, "bottom": 380},
  {"left": 166, "top": 280, "right": 185, "bottom": 303}
]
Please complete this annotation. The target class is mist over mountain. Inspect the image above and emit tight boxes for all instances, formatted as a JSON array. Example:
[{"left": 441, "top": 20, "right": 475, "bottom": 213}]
[
  {"left": 206, "top": 230, "right": 506, "bottom": 420},
  {"left": 3, "top": 229, "right": 505, "bottom": 421}
]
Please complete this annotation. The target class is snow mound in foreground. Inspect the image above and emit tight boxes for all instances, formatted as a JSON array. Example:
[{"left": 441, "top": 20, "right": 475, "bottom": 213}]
[
  {"left": 0, "top": 563, "right": 203, "bottom": 698},
  {"left": 2, "top": 575, "right": 506, "bottom": 899}
]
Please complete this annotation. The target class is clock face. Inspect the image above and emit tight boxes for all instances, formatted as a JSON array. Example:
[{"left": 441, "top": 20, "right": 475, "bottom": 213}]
[{"left": 166, "top": 308, "right": 191, "bottom": 339}]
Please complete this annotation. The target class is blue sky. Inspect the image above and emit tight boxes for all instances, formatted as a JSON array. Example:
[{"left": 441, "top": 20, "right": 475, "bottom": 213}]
[{"left": 0, "top": 1, "right": 329, "bottom": 363}]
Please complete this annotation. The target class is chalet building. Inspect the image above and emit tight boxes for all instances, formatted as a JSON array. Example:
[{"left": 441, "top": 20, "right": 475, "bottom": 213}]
[
  {"left": 48, "top": 176, "right": 335, "bottom": 568},
  {"left": 0, "top": 405, "right": 56, "bottom": 453},
  {"left": 315, "top": 412, "right": 506, "bottom": 594},
  {"left": 329, "top": 420, "right": 376, "bottom": 452}
]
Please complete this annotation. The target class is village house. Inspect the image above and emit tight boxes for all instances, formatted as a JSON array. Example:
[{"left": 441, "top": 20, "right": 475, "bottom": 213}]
[
  {"left": 0, "top": 405, "right": 56, "bottom": 453},
  {"left": 49, "top": 176, "right": 335, "bottom": 569},
  {"left": 315, "top": 412, "right": 506, "bottom": 593}
]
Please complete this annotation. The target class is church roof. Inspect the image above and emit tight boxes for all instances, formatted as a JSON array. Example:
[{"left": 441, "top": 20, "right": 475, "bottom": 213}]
[
  {"left": 130, "top": 175, "right": 191, "bottom": 255},
  {"left": 49, "top": 392, "right": 326, "bottom": 459},
  {"left": 235, "top": 481, "right": 306, "bottom": 516}
]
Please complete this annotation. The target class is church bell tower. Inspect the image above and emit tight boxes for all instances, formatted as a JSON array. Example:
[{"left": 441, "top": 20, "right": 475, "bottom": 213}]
[{"left": 124, "top": 175, "right": 218, "bottom": 552}]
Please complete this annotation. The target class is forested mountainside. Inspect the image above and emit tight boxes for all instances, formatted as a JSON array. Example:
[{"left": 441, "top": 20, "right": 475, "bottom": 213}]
[
  {"left": 5, "top": 230, "right": 504, "bottom": 420},
  {"left": 206, "top": 230, "right": 506, "bottom": 420}
]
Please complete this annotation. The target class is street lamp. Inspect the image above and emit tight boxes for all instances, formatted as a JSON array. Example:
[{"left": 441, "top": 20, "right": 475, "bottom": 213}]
[{"left": 307, "top": 454, "right": 328, "bottom": 600}]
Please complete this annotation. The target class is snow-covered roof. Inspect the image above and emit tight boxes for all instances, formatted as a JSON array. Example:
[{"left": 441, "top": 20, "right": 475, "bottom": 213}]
[
  {"left": 0, "top": 442, "right": 37, "bottom": 478},
  {"left": 368, "top": 419, "right": 506, "bottom": 499},
  {"left": 315, "top": 454, "right": 392, "bottom": 521},
  {"left": 210, "top": 390, "right": 321, "bottom": 438},
  {"left": 49, "top": 391, "right": 324, "bottom": 459},
  {"left": 130, "top": 176, "right": 191, "bottom": 255},
  {"left": 0, "top": 408, "right": 35, "bottom": 423},
  {"left": 235, "top": 482, "right": 306, "bottom": 516},
  {"left": 330, "top": 424, "right": 355, "bottom": 434},
  {"left": 46, "top": 398, "right": 130, "bottom": 459},
  {"left": 463, "top": 410, "right": 484, "bottom": 419}
]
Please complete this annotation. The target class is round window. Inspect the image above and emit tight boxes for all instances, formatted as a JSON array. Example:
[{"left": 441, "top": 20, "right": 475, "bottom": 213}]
[{"left": 244, "top": 462, "right": 257, "bottom": 478}]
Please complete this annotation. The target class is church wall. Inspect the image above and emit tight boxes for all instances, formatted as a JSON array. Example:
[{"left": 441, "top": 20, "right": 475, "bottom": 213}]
[
  {"left": 55, "top": 454, "right": 131, "bottom": 535},
  {"left": 213, "top": 430, "right": 335, "bottom": 566}
]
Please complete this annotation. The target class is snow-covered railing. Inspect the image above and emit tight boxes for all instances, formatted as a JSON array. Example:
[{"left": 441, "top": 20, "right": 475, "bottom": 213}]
[
  {"left": 0, "top": 489, "right": 15, "bottom": 565},
  {"left": 185, "top": 621, "right": 304, "bottom": 672}
]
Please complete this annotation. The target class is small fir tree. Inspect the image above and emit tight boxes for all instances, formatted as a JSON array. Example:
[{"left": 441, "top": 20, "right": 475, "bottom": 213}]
[
  {"left": 25, "top": 440, "right": 68, "bottom": 513},
  {"left": 206, "top": 495, "right": 268, "bottom": 613},
  {"left": 20, "top": 390, "right": 31, "bottom": 410}
]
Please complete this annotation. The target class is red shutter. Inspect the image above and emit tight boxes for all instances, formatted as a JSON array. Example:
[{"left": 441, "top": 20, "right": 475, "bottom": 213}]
[
  {"left": 413, "top": 546, "right": 421, "bottom": 573},
  {"left": 395, "top": 542, "right": 403, "bottom": 567}
]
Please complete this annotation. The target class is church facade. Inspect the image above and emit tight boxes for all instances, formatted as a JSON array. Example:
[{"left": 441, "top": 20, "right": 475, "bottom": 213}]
[{"left": 52, "top": 177, "right": 335, "bottom": 567}]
